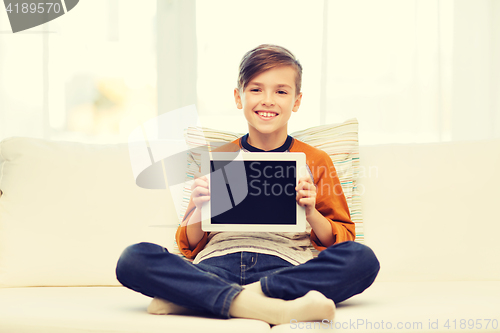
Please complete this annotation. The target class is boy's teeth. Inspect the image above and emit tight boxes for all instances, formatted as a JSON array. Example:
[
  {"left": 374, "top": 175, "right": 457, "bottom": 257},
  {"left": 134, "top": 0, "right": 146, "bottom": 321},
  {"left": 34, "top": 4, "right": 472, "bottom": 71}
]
[{"left": 257, "top": 112, "right": 276, "bottom": 117}]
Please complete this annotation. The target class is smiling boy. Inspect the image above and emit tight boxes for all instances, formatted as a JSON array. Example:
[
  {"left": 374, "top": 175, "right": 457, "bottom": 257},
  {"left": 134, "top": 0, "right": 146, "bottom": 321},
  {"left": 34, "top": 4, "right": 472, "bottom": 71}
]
[
  {"left": 116, "top": 44, "right": 380, "bottom": 325},
  {"left": 236, "top": 64, "right": 338, "bottom": 247}
]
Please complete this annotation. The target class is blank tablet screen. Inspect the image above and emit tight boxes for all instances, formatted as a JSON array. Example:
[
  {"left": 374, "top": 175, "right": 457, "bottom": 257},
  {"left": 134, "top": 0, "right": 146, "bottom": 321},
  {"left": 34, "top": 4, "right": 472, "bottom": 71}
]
[{"left": 210, "top": 160, "right": 296, "bottom": 225}]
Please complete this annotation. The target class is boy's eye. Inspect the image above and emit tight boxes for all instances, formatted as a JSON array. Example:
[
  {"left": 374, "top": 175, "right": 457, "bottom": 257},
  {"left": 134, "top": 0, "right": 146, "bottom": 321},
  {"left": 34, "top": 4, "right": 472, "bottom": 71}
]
[
  {"left": 250, "top": 88, "right": 260, "bottom": 92},
  {"left": 278, "top": 90, "right": 287, "bottom": 95}
]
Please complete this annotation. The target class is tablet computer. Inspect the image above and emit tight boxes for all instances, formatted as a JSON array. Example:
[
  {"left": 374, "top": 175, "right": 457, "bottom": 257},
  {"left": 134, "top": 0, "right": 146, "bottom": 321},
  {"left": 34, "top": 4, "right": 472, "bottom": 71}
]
[{"left": 201, "top": 151, "right": 307, "bottom": 232}]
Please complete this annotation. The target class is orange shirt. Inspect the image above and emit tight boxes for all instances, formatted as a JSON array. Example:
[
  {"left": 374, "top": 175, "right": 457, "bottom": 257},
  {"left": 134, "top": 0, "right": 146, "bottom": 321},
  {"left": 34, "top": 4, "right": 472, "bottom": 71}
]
[{"left": 175, "top": 137, "right": 355, "bottom": 259}]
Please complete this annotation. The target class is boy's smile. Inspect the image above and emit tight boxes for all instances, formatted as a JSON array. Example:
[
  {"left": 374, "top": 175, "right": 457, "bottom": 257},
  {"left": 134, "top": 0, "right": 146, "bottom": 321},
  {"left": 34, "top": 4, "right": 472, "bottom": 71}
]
[
  {"left": 234, "top": 66, "right": 302, "bottom": 151},
  {"left": 255, "top": 111, "right": 278, "bottom": 120}
]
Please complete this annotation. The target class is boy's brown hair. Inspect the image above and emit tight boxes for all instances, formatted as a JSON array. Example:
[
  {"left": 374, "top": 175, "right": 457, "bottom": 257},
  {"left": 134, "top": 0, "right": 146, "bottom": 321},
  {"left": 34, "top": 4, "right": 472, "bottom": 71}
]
[{"left": 237, "top": 44, "right": 303, "bottom": 96}]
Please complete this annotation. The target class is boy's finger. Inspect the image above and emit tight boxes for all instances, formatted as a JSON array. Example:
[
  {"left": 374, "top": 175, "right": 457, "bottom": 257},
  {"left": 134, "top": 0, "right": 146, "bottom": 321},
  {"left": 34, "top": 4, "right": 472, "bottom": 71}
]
[
  {"left": 299, "top": 190, "right": 316, "bottom": 198},
  {"left": 194, "top": 172, "right": 208, "bottom": 180},
  {"left": 195, "top": 195, "right": 210, "bottom": 202},
  {"left": 296, "top": 181, "right": 315, "bottom": 192},
  {"left": 194, "top": 187, "right": 210, "bottom": 196},
  {"left": 295, "top": 181, "right": 305, "bottom": 191},
  {"left": 194, "top": 178, "right": 208, "bottom": 186},
  {"left": 193, "top": 196, "right": 210, "bottom": 208},
  {"left": 297, "top": 197, "right": 313, "bottom": 207},
  {"left": 191, "top": 178, "right": 209, "bottom": 191},
  {"left": 301, "top": 182, "right": 315, "bottom": 190},
  {"left": 298, "top": 176, "right": 313, "bottom": 184}
]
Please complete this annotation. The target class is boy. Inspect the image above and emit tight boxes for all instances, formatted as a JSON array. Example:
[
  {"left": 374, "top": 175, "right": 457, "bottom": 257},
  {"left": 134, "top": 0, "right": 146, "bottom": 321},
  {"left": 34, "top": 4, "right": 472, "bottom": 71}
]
[{"left": 116, "top": 44, "right": 379, "bottom": 325}]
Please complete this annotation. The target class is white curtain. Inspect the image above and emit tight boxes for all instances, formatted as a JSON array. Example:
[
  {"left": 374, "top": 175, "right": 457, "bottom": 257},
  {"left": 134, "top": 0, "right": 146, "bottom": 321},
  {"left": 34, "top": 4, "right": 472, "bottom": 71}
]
[
  {"left": 0, "top": 0, "right": 157, "bottom": 143},
  {"left": 1, "top": 0, "right": 499, "bottom": 145},
  {"left": 322, "top": 0, "right": 500, "bottom": 144},
  {"left": 0, "top": 17, "right": 47, "bottom": 140},
  {"left": 192, "top": 0, "right": 500, "bottom": 144}
]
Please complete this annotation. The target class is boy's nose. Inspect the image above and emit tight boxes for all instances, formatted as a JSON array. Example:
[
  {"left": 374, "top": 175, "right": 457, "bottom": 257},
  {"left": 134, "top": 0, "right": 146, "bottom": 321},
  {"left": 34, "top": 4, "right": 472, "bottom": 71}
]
[{"left": 261, "top": 93, "right": 275, "bottom": 106}]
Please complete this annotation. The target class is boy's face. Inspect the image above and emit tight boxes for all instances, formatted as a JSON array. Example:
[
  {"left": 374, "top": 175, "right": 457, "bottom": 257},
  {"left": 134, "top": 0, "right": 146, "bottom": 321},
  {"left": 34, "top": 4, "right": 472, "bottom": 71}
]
[{"left": 234, "top": 65, "right": 302, "bottom": 139}]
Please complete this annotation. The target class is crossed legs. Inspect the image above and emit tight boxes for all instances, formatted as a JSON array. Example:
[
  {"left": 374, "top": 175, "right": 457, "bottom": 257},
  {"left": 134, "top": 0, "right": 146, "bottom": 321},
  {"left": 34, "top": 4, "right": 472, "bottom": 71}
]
[{"left": 116, "top": 241, "right": 379, "bottom": 325}]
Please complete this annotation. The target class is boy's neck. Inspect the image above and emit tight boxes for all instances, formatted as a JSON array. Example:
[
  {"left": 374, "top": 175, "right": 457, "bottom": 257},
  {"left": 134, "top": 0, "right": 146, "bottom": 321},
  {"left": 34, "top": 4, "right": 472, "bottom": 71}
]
[{"left": 246, "top": 129, "right": 289, "bottom": 151}]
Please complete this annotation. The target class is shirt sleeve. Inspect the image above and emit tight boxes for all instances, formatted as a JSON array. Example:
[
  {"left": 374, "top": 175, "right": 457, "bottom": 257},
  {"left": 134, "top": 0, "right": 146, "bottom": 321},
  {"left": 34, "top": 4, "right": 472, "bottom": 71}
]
[
  {"left": 175, "top": 197, "right": 209, "bottom": 259},
  {"left": 308, "top": 151, "right": 356, "bottom": 250}
]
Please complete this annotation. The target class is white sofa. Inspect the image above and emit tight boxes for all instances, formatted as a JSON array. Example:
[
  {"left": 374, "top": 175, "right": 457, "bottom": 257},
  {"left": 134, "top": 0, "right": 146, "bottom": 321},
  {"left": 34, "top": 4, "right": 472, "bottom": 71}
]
[{"left": 0, "top": 136, "right": 499, "bottom": 333}]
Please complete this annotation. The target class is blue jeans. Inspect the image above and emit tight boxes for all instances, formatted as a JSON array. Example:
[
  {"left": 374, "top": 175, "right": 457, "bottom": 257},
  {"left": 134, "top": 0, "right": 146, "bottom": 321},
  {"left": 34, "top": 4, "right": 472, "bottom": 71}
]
[{"left": 115, "top": 241, "right": 379, "bottom": 319}]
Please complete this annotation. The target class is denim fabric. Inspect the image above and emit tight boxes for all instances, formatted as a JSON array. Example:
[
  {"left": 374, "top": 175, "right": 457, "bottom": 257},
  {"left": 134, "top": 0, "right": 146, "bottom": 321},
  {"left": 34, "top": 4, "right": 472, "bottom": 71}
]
[{"left": 116, "top": 241, "right": 379, "bottom": 318}]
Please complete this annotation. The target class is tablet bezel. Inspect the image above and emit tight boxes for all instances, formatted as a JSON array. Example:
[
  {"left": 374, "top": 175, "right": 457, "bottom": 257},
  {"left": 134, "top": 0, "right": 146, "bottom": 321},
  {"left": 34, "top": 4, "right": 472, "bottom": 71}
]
[{"left": 201, "top": 151, "right": 307, "bottom": 232}]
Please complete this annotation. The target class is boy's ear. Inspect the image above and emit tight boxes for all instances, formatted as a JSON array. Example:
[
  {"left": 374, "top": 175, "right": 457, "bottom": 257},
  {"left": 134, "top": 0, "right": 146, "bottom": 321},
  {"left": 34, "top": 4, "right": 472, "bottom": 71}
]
[
  {"left": 234, "top": 88, "right": 243, "bottom": 109},
  {"left": 292, "top": 92, "right": 303, "bottom": 112}
]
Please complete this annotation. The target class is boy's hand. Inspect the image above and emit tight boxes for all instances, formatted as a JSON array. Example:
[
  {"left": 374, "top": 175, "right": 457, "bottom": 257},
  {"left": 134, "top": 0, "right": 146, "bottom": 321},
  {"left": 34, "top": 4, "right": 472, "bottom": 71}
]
[
  {"left": 191, "top": 172, "right": 210, "bottom": 210},
  {"left": 296, "top": 176, "right": 317, "bottom": 217}
]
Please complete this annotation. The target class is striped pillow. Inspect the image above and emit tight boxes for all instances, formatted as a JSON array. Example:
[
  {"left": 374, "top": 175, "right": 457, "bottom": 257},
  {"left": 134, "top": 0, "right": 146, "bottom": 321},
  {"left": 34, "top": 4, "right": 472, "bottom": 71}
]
[
  {"left": 174, "top": 118, "right": 363, "bottom": 256},
  {"left": 290, "top": 119, "right": 363, "bottom": 243}
]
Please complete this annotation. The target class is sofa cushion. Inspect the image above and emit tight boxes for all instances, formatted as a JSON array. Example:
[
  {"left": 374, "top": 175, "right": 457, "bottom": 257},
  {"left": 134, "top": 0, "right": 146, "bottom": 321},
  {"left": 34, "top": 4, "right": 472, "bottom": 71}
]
[
  {"left": 358, "top": 139, "right": 500, "bottom": 282},
  {"left": 0, "top": 286, "right": 271, "bottom": 333},
  {"left": 0, "top": 137, "right": 178, "bottom": 287},
  {"left": 1, "top": 281, "right": 499, "bottom": 333},
  {"left": 271, "top": 281, "right": 500, "bottom": 332}
]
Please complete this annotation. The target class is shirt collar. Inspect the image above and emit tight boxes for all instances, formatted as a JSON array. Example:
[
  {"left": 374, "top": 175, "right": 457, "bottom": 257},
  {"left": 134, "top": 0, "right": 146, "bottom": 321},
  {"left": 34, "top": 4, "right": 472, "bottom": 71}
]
[{"left": 241, "top": 134, "right": 293, "bottom": 152}]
